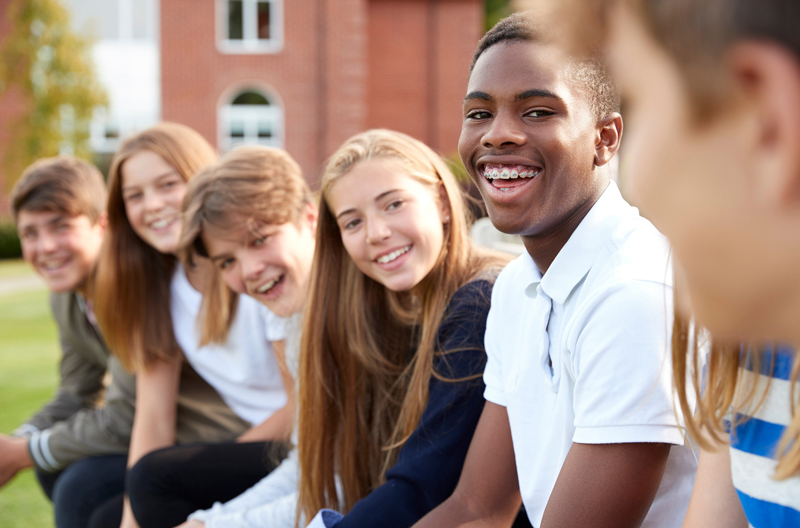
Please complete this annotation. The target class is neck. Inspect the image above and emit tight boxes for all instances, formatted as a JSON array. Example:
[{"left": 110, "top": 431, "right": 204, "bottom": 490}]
[{"left": 522, "top": 187, "right": 605, "bottom": 275}]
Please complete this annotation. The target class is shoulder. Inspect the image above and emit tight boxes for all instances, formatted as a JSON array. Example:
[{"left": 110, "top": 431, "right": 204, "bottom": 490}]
[
  {"left": 49, "top": 291, "right": 74, "bottom": 319},
  {"left": 599, "top": 215, "right": 672, "bottom": 287},
  {"left": 49, "top": 291, "right": 87, "bottom": 337}
]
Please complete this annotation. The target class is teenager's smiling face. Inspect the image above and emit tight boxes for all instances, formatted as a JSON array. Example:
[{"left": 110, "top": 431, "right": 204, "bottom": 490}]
[
  {"left": 17, "top": 210, "right": 105, "bottom": 293},
  {"left": 460, "top": 40, "right": 608, "bottom": 239},
  {"left": 121, "top": 150, "right": 187, "bottom": 255},
  {"left": 327, "top": 158, "right": 448, "bottom": 293},
  {"left": 204, "top": 207, "right": 317, "bottom": 318}
]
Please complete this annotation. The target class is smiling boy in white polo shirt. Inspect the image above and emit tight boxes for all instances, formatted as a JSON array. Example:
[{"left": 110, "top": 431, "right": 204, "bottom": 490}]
[{"left": 414, "top": 13, "right": 697, "bottom": 528}]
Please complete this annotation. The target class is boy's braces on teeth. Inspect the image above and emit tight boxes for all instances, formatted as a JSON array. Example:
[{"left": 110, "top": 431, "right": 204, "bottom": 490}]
[
  {"left": 377, "top": 245, "right": 411, "bottom": 264},
  {"left": 484, "top": 166, "right": 542, "bottom": 180}
]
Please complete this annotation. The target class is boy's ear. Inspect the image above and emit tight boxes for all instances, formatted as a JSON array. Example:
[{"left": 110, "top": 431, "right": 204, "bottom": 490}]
[
  {"left": 97, "top": 211, "right": 109, "bottom": 231},
  {"left": 304, "top": 202, "right": 319, "bottom": 232},
  {"left": 729, "top": 41, "right": 800, "bottom": 207},
  {"left": 594, "top": 113, "right": 623, "bottom": 167}
]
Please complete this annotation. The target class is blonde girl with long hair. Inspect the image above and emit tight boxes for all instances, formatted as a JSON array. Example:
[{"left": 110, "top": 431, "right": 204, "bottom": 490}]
[
  {"left": 553, "top": 0, "right": 800, "bottom": 525},
  {"left": 93, "top": 123, "right": 293, "bottom": 528},
  {"left": 172, "top": 145, "right": 317, "bottom": 528},
  {"left": 297, "top": 129, "right": 511, "bottom": 527}
]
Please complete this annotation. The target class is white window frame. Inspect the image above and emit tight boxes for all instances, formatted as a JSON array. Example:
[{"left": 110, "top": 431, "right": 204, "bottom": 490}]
[
  {"left": 218, "top": 88, "right": 284, "bottom": 152},
  {"left": 217, "top": 0, "right": 283, "bottom": 54}
]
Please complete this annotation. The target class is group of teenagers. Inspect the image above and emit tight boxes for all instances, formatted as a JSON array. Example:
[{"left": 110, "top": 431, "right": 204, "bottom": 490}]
[{"left": 2, "top": 3, "right": 800, "bottom": 527}]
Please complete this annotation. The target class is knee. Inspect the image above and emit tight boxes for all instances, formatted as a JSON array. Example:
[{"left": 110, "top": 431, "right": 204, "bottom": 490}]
[
  {"left": 127, "top": 445, "right": 188, "bottom": 507},
  {"left": 126, "top": 450, "right": 161, "bottom": 503}
]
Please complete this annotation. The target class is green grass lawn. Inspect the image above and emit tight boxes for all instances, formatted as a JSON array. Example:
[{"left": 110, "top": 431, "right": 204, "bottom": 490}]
[{"left": 0, "top": 260, "right": 58, "bottom": 527}]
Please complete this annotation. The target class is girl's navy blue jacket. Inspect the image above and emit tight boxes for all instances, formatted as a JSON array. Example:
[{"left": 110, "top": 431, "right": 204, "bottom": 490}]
[{"left": 333, "top": 278, "right": 495, "bottom": 528}]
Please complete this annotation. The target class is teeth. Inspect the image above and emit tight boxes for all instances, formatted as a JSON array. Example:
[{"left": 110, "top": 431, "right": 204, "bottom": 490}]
[
  {"left": 151, "top": 219, "right": 171, "bottom": 229},
  {"left": 484, "top": 166, "right": 541, "bottom": 180},
  {"left": 43, "top": 259, "right": 67, "bottom": 270},
  {"left": 377, "top": 246, "right": 411, "bottom": 264},
  {"left": 256, "top": 276, "right": 280, "bottom": 293}
]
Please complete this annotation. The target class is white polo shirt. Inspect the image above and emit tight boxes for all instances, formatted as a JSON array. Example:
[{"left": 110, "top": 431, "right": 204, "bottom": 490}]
[
  {"left": 172, "top": 265, "right": 288, "bottom": 426},
  {"left": 484, "top": 181, "right": 697, "bottom": 527}
]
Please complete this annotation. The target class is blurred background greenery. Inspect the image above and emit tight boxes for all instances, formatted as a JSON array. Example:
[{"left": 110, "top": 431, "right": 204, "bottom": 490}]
[{"left": 0, "top": 260, "right": 57, "bottom": 527}]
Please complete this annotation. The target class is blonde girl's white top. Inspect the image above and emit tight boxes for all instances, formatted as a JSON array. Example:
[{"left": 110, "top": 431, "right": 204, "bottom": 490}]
[
  {"left": 171, "top": 265, "right": 288, "bottom": 425},
  {"left": 187, "top": 313, "right": 305, "bottom": 528}
]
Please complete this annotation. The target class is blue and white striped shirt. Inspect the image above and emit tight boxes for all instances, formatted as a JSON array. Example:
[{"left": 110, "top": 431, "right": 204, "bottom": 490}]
[{"left": 730, "top": 348, "right": 800, "bottom": 527}]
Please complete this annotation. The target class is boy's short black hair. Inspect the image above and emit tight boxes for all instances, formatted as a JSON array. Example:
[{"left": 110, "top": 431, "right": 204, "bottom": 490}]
[
  {"left": 470, "top": 12, "right": 621, "bottom": 119},
  {"left": 11, "top": 156, "right": 107, "bottom": 224}
]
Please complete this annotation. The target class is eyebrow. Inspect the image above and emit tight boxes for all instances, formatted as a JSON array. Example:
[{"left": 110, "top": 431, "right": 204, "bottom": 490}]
[
  {"left": 122, "top": 170, "right": 180, "bottom": 191},
  {"left": 463, "top": 89, "right": 564, "bottom": 104},
  {"left": 335, "top": 189, "right": 402, "bottom": 220}
]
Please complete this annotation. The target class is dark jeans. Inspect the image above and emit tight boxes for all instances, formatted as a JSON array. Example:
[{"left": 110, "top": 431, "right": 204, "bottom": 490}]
[
  {"left": 128, "top": 440, "right": 288, "bottom": 528},
  {"left": 36, "top": 454, "right": 127, "bottom": 528}
]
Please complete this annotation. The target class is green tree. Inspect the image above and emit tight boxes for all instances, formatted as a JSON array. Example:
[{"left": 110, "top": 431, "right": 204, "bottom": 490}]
[
  {"left": 486, "top": 0, "right": 513, "bottom": 30},
  {"left": 0, "top": 0, "right": 107, "bottom": 191}
]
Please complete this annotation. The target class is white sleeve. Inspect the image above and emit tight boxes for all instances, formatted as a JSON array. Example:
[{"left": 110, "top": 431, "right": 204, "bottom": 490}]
[
  {"left": 188, "top": 449, "right": 300, "bottom": 527},
  {"left": 569, "top": 280, "right": 684, "bottom": 445},
  {"left": 482, "top": 286, "right": 507, "bottom": 407},
  {"left": 262, "top": 307, "right": 288, "bottom": 342}
]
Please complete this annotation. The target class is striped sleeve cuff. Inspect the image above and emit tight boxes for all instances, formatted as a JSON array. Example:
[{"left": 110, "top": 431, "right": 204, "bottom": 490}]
[
  {"left": 11, "top": 424, "right": 40, "bottom": 438},
  {"left": 28, "top": 429, "right": 65, "bottom": 473}
]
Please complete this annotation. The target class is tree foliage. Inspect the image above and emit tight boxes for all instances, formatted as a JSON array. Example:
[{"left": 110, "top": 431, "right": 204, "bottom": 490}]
[
  {"left": 486, "top": 0, "right": 513, "bottom": 30},
  {"left": 0, "top": 0, "right": 107, "bottom": 190}
]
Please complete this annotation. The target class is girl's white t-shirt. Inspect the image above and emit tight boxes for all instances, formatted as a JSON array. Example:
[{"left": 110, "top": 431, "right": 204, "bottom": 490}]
[{"left": 171, "top": 265, "right": 288, "bottom": 425}]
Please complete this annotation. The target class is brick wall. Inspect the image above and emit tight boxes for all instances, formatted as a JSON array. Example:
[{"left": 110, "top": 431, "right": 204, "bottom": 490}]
[
  {"left": 366, "top": 0, "right": 482, "bottom": 159},
  {"left": 0, "top": 0, "right": 24, "bottom": 216},
  {"left": 160, "top": 0, "right": 482, "bottom": 188}
]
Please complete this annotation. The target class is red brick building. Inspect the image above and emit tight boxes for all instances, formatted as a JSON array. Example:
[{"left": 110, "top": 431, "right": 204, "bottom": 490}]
[
  {"left": 0, "top": 0, "right": 483, "bottom": 214},
  {"left": 162, "top": 0, "right": 483, "bottom": 186}
]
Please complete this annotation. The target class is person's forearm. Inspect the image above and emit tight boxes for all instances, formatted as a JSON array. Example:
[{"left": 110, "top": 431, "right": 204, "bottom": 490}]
[
  {"left": 0, "top": 435, "right": 34, "bottom": 488},
  {"left": 237, "top": 402, "right": 294, "bottom": 443},
  {"left": 414, "top": 492, "right": 513, "bottom": 528},
  {"left": 121, "top": 496, "right": 141, "bottom": 528}
]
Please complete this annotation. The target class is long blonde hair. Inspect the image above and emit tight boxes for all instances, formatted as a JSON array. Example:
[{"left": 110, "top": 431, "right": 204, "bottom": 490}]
[
  {"left": 673, "top": 305, "right": 800, "bottom": 479},
  {"left": 297, "top": 129, "right": 508, "bottom": 519},
  {"left": 179, "top": 146, "right": 312, "bottom": 346},
  {"left": 94, "top": 122, "right": 217, "bottom": 372}
]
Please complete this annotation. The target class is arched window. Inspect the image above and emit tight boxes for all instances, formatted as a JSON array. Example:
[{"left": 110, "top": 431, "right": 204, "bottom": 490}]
[{"left": 219, "top": 88, "right": 283, "bottom": 151}]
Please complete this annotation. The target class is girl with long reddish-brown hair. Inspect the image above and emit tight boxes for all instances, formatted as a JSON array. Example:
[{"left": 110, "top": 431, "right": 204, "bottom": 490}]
[
  {"left": 296, "top": 129, "right": 510, "bottom": 526},
  {"left": 93, "top": 123, "right": 293, "bottom": 528}
]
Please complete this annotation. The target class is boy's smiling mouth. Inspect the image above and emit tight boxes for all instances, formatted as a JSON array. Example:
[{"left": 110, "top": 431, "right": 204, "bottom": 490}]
[{"left": 481, "top": 163, "right": 542, "bottom": 192}]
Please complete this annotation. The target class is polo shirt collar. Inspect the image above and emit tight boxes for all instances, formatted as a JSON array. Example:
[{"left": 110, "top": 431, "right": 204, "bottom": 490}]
[{"left": 528, "top": 180, "right": 632, "bottom": 305}]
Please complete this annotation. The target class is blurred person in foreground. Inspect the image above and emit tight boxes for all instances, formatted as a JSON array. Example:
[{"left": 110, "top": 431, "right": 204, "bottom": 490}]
[
  {"left": 549, "top": 0, "right": 800, "bottom": 525},
  {"left": 2, "top": 157, "right": 137, "bottom": 528}
]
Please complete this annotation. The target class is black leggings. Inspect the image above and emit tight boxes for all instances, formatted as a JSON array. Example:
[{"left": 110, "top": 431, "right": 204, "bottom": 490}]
[{"left": 126, "top": 440, "right": 289, "bottom": 528}]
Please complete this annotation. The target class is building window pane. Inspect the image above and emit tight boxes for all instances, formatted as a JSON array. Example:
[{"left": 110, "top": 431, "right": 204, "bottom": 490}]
[
  {"left": 228, "top": 1, "right": 244, "bottom": 40},
  {"left": 221, "top": 89, "right": 282, "bottom": 151},
  {"left": 257, "top": 2, "right": 271, "bottom": 39},
  {"left": 232, "top": 91, "right": 269, "bottom": 105},
  {"left": 230, "top": 119, "right": 245, "bottom": 137},
  {"left": 132, "top": 0, "right": 148, "bottom": 39}
]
